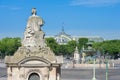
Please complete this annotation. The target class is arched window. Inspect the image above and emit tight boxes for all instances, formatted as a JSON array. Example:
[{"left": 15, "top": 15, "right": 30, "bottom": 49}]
[{"left": 28, "top": 73, "right": 40, "bottom": 80}]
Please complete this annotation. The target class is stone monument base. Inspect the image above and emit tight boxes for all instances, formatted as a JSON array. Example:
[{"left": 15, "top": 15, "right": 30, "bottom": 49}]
[{"left": 66, "top": 63, "right": 114, "bottom": 68}]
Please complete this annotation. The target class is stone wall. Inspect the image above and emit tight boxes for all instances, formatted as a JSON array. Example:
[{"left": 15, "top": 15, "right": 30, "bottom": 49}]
[{"left": 65, "top": 63, "right": 114, "bottom": 68}]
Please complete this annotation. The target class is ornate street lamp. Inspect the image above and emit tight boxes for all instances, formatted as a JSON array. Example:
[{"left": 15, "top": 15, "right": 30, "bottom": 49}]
[
  {"left": 92, "top": 58, "right": 97, "bottom": 80},
  {"left": 105, "top": 52, "right": 109, "bottom": 80},
  {"left": 106, "top": 59, "right": 108, "bottom": 80},
  {"left": 92, "top": 50, "right": 98, "bottom": 80}
]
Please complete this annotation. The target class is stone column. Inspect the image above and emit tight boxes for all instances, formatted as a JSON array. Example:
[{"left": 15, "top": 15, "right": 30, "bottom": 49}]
[
  {"left": 19, "top": 67, "right": 25, "bottom": 80},
  {"left": 49, "top": 67, "right": 56, "bottom": 80},
  {"left": 7, "top": 67, "right": 12, "bottom": 80},
  {"left": 43, "top": 67, "right": 49, "bottom": 80},
  {"left": 57, "top": 66, "right": 61, "bottom": 80}
]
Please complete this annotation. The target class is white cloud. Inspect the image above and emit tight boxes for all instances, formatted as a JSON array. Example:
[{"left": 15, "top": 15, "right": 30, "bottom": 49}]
[
  {"left": 70, "top": 0, "right": 120, "bottom": 7},
  {"left": 0, "top": 5, "right": 21, "bottom": 10}
]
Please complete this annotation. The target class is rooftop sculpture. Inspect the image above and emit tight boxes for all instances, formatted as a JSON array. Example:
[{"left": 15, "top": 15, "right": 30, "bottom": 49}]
[{"left": 5, "top": 8, "right": 56, "bottom": 64}]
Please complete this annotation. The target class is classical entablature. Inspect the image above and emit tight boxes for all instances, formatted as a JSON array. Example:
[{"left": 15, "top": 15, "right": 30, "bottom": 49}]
[{"left": 18, "top": 56, "right": 51, "bottom": 67}]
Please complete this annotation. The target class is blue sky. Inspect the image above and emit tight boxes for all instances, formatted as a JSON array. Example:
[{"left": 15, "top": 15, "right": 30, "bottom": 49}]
[{"left": 0, "top": 0, "right": 120, "bottom": 40}]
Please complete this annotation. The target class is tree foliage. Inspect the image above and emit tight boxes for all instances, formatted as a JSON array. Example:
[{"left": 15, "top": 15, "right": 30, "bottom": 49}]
[
  {"left": 78, "top": 38, "right": 88, "bottom": 50},
  {"left": 45, "top": 37, "right": 59, "bottom": 55},
  {"left": 46, "top": 38, "right": 77, "bottom": 56},
  {"left": 2, "top": 37, "right": 119, "bottom": 59},
  {"left": 93, "top": 40, "right": 120, "bottom": 58},
  {"left": 0, "top": 37, "right": 21, "bottom": 58},
  {"left": 66, "top": 40, "right": 77, "bottom": 55},
  {"left": 0, "top": 37, "right": 77, "bottom": 57}
]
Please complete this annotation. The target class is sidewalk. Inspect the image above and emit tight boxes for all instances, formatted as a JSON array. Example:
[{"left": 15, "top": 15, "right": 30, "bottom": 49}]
[
  {"left": 0, "top": 77, "right": 6, "bottom": 80},
  {"left": 0, "top": 62, "right": 6, "bottom": 68}
]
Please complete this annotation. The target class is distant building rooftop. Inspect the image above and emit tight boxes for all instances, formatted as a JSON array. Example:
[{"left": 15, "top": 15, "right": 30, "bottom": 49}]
[{"left": 45, "top": 26, "right": 104, "bottom": 44}]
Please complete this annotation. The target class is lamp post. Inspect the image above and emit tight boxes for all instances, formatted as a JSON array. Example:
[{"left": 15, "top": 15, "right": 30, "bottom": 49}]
[
  {"left": 92, "top": 58, "right": 97, "bottom": 80},
  {"left": 105, "top": 53, "right": 109, "bottom": 80},
  {"left": 0, "top": 51, "right": 1, "bottom": 61},
  {"left": 106, "top": 59, "right": 108, "bottom": 80}
]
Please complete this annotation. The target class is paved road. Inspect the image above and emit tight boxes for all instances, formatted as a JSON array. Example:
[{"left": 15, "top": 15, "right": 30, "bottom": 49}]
[
  {"left": 61, "top": 68, "right": 120, "bottom": 80},
  {"left": 0, "top": 67, "right": 7, "bottom": 80},
  {"left": 1, "top": 68, "right": 120, "bottom": 80}
]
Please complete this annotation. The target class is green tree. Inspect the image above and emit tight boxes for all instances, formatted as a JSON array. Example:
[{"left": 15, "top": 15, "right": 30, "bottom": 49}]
[
  {"left": 78, "top": 38, "right": 88, "bottom": 50},
  {"left": 56, "top": 45, "right": 68, "bottom": 56},
  {"left": 102, "top": 40, "right": 120, "bottom": 56},
  {"left": 0, "top": 37, "right": 21, "bottom": 58},
  {"left": 45, "top": 37, "right": 59, "bottom": 55},
  {"left": 45, "top": 38, "right": 77, "bottom": 56},
  {"left": 66, "top": 40, "right": 77, "bottom": 56},
  {"left": 93, "top": 40, "right": 120, "bottom": 59}
]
